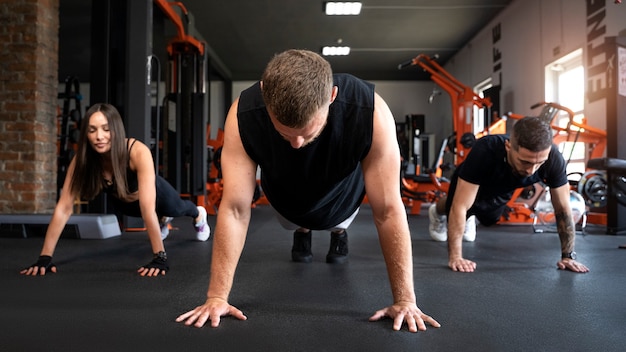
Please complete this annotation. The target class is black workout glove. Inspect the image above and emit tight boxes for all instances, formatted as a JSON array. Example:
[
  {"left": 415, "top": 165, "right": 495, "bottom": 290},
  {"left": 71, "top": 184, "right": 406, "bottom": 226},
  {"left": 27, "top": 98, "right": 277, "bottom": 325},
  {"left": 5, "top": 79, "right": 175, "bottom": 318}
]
[
  {"left": 27, "top": 255, "right": 57, "bottom": 273},
  {"left": 140, "top": 251, "right": 169, "bottom": 273}
]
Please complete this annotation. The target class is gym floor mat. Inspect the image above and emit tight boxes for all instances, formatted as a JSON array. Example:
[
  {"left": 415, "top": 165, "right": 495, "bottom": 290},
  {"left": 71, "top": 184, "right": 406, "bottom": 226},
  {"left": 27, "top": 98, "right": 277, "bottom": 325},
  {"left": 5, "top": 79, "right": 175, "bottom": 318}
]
[{"left": 2, "top": 205, "right": 624, "bottom": 352}]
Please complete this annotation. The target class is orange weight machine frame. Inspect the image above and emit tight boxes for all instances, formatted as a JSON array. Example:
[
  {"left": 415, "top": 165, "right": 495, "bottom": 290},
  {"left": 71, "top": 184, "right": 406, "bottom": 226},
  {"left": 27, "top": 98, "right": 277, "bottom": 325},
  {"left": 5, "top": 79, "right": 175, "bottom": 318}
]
[
  {"left": 201, "top": 125, "right": 269, "bottom": 216},
  {"left": 154, "top": 0, "right": 210, "bottom": 207},
  {"left": 122, "top": 1, "right": 207, "bottom": 232},
  {"left": 398, "top": 54, "right": 492, "bottom": 215},
  {"left": 154, "top": 1, "right": 268, "bottom": 217},
  {"left": 399, "top": 54, "right": 493, "bottom": 165},
  {"left": 153, "top": 0, "right": 204, "bottom": 56}
]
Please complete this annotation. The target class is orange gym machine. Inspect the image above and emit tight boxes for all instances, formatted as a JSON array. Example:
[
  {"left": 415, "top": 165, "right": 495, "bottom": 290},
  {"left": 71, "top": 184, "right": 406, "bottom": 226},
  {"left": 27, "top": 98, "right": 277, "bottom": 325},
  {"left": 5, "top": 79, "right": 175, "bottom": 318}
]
[
  {"left": 154, "top": 0, "right": 204, "bottom": 56},
  {"left": 397, "top": 54, "right": 492, "bottom": 214},
  {"left": 155, "top": 1, "right": 268, "bottom": 217},
  {"left": 202, "top": 125, "right": 269, "bottom": 215},
  {"left": 399, "top": 54, "right": 493, "bottom": 165}
]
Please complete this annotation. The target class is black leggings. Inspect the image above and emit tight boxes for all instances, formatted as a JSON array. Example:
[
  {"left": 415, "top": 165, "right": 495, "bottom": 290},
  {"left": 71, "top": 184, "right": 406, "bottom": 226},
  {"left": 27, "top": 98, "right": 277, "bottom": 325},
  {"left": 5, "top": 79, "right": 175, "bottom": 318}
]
[{"left": 109, "top": 175, "right": 199, "bottom": 219}]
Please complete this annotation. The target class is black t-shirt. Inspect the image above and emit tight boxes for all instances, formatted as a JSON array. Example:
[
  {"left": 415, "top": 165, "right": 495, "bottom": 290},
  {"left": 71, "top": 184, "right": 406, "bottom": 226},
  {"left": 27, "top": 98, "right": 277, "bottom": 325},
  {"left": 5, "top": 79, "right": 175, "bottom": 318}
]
[{"left": 452, "top": 134, "right": 568, "bottom": 211}]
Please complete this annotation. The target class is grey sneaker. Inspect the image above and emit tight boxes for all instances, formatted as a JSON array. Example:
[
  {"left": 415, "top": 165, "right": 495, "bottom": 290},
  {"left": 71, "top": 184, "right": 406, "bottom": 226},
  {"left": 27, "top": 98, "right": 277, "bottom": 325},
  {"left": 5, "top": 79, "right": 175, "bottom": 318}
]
[
  {"left": 160, "top": 217, "right": 173, "bottom": 240},
  {"left": 463, "top": 215, "right": 477, "bottom": 242},
  {"left": 428, "top": 204, "right": 448, "bottom": 241},
  {"left": 194, "top": 206, "right": 211, "bottom": 241}
]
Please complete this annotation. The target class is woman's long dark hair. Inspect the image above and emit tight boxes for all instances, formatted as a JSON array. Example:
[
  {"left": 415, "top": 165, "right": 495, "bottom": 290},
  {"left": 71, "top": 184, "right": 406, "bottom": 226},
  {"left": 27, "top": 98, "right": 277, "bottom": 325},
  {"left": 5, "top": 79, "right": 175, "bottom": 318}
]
[{"left": 70, "top": 103, "right": 130, "bottom": 200}]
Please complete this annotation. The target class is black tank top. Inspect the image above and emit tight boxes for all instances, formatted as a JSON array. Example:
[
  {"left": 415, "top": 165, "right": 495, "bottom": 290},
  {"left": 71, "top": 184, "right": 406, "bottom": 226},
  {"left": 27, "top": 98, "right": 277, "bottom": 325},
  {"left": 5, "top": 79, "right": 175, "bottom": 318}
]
[
  {"left": 238, "top": 74, "right": 374, "bottom": 229},
  {"left": 102, "top": 139, "right": 139, "bottom": 196}
]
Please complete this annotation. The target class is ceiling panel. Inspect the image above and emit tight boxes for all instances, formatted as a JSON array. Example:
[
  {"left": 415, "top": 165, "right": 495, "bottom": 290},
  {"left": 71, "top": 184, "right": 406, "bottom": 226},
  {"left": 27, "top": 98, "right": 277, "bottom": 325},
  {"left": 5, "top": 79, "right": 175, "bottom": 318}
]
[{"left": 59, "top": 0, "right": 514, "bottom": 82}]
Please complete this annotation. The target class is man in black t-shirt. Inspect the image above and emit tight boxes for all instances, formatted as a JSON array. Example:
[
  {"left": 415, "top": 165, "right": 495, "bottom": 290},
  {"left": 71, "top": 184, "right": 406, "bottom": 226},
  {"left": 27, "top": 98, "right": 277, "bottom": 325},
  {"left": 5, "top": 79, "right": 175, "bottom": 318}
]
[{"left": 429, "top": 116, "right": 589, "bottom": 273}]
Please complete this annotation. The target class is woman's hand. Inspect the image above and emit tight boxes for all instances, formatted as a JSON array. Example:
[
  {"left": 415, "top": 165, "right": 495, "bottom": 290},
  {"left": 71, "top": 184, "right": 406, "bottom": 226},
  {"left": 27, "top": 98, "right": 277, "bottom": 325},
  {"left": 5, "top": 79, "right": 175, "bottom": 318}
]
[{"left": 20, "top": 255, "right": 57, "bottom": 276}]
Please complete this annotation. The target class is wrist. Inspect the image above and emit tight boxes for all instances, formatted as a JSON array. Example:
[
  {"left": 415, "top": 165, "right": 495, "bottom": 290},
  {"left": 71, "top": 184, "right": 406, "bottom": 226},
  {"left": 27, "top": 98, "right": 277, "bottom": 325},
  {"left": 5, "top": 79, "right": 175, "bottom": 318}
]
[
  {"left": 207, "top": 296, "right": 228, "bottom": 303},
  {"left": 394, "top": 299, "right": 417, "bottom": 306},
  {"left": 154, "top": 251, "right": 167, "bottom": 260},
  {"left": 448, "top": 250, "right": 463, "bottom": 260},
  {"left": 561, "top": 251, "right": 576, "bottom": 260}
]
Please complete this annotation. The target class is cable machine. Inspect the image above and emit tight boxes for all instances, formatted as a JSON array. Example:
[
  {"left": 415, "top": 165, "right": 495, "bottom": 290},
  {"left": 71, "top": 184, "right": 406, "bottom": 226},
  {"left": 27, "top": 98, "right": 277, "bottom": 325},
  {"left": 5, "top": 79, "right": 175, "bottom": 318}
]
[{"left": 154, "top": 0, "right": 207, "bottom": 197}]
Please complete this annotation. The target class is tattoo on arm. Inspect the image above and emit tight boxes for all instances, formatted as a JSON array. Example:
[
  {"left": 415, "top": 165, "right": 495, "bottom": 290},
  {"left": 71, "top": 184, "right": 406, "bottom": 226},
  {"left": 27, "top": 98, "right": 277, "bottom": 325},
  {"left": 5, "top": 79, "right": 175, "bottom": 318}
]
[{"left": 555, "top": 211, "right": 575, "bottom": 253}]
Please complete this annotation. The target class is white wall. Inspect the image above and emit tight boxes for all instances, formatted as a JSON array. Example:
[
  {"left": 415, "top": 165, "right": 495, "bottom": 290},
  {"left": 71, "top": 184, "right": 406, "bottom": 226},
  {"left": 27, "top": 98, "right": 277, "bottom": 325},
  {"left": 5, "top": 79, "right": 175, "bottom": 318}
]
[{"left": 445, "top": 0, "right": 626, "bottom": 138}]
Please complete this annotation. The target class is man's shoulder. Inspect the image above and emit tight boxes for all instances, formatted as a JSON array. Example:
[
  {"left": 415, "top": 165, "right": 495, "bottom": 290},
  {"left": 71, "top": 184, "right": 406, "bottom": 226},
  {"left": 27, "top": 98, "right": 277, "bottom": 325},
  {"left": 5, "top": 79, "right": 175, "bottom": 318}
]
[
  {"left": 333, "top": 73, "right": 374, "bottom": 89},
  {"left": 473, "top": 134, "right": 507, "bottom": 150},
  {"left": 238, "top": 82, "right": 265, "bottom": 114},
  {"left": 477, "top": 133, "right": 508, "bottom": 142}
]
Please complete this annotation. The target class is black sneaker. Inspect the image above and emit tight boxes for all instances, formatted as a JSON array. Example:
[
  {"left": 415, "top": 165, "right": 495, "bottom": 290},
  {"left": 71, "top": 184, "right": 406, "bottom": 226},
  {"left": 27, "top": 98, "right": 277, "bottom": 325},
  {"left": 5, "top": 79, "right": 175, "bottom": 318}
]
[
  {"left": 326, "top": 231, "right": 348, "bottom": 264},
  {"left": 291, "top": 230, "right": 313, "bottom": 263}
]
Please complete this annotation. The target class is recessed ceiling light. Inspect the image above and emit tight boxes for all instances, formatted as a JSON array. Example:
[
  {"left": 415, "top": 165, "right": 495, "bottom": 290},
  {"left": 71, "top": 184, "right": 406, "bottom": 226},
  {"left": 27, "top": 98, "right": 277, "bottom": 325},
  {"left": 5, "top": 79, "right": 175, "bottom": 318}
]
[
  {"left": 324, "top": 2, "right": 362, "bottom": 15},
  {"left": 322, "top": 46, "right": 351, "bottom": 56}
]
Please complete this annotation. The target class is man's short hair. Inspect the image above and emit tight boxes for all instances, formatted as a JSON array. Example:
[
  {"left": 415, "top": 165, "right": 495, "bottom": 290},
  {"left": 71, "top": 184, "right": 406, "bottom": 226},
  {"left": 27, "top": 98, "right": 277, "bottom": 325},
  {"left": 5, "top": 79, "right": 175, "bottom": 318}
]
[
  {"left": 261, "top": 49, "right": 333, "bottom": 128},
  {"left": 510, "top": 116, "right": 553, "bottom": 152}
]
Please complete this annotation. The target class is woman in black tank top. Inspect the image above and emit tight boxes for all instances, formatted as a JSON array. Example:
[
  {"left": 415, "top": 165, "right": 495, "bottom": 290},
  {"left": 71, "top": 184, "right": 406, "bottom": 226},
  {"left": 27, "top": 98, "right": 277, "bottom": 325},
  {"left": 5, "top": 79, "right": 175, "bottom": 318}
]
[{"left": 21, "top": 103, "right": 211, "bottom": 277}]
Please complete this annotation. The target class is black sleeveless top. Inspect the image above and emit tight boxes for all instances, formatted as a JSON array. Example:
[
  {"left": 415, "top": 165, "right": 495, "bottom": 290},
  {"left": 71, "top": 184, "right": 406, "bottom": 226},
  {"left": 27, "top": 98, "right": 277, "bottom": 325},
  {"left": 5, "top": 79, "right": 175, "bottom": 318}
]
[
  {"left": 238, "top": 74, "right": 374, "bottom": 229},
  {"left": 102, "top": 139, "right": 139, "bottom": 196}
]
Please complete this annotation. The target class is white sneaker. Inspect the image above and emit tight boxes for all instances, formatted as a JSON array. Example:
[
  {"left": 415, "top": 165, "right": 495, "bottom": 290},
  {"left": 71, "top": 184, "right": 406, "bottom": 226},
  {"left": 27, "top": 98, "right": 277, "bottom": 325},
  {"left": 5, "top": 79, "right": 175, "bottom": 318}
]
[
  {"left": 160, "top": 217, "right": 173, "bottom": 240},
  {"left": 428, "top": 204, "right": 448, "bottom": 241},
  {"left": 463, "top": 215, "right": 477, "bottom": 242},
  {"left": 194, "top": 206, "right": 211, "bottom": 241}
]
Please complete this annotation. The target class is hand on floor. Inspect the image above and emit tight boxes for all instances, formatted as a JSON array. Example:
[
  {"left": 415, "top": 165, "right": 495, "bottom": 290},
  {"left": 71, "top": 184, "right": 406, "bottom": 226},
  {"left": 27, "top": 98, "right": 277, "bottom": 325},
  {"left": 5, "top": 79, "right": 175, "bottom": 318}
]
[
  {"left": 369, "top": 302, "right": 441, "bottom": 332},
  {"left": 557, "top": 259, "right": 590, "bottom": 273},
  {"left": 138, "top": 253, "right": 169, "bottom": 276},
  {"left": 449, "top": 257, "right": 477, "bottom": 272},
  {"left": 176, "top": 297, "right": 247, "bottom": 328},
  {"left": 20, "top": 255, "right": 57, "bottom": 276}
]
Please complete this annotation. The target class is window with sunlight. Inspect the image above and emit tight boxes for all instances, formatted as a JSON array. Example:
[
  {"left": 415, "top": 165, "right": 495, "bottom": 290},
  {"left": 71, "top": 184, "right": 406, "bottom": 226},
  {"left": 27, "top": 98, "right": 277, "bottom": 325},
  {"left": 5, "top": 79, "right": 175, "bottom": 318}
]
[
  {"left": 473, "top": 78, "right": 492, "bottom": 134},
  {"left": 545, "top": 49, "right": 585, "bottom": 176}
]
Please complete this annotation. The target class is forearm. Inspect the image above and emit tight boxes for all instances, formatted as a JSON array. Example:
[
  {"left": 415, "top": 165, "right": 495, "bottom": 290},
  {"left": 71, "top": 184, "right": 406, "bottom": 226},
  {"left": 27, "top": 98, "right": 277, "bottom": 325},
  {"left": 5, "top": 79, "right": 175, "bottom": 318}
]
[
  {"left": 555, "top": 210, "right": 576, "bottom": 253},
  {"left": 447, "top": 209, "right": 466, "bottom": 260},
  {"left": 41, "top": 209, "right": 73, "bottom": 256},
  {"left": 377, "top": 221, "right": 416, "bottom": 304},
  {"left": 207, "top": 209, "right": 249, "bottom": 300},
  {"left": 143, "top": 210, "right": 165, "bottom": 253}
]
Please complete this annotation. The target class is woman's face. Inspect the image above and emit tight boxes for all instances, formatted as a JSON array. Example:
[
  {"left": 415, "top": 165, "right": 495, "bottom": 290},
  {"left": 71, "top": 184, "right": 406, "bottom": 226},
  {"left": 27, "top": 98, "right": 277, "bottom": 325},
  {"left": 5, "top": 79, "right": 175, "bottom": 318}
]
[{"left": 87, "top": 111, "right": 112, "bottom": 154}]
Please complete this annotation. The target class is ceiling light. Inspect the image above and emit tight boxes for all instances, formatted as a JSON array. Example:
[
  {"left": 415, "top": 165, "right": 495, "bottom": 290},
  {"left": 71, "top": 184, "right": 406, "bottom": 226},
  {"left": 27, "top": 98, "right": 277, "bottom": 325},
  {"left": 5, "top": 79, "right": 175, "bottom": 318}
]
[
  {"left": 322, "top": 46, "right": 351, "bottom": 56},
  {"left": 325, "top": 2, "right": 362, "bottom": 15}
]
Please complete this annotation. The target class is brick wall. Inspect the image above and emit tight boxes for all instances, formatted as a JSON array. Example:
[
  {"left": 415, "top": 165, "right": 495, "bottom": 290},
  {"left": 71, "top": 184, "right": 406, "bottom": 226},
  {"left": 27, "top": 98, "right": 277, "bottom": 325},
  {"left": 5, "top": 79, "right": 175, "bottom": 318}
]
[{"left": 0, "top": 0, "right": 59, "bottom": 213}]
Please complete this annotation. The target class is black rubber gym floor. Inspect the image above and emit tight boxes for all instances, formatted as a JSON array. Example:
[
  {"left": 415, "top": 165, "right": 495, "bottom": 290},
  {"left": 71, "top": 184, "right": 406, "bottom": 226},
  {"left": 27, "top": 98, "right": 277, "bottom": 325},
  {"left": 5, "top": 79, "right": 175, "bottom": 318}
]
[{"left": 1, "top": 204, "right": 625, "bottom": 352}]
